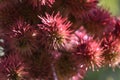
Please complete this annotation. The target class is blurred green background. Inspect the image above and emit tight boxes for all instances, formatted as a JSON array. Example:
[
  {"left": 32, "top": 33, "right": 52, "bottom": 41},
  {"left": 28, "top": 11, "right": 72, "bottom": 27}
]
[
  {"left": 84, "top": 0, "right": 120, "bottom": 80},
  {"left": 99, "top": 0, "right": 120, "bottom": 16}
]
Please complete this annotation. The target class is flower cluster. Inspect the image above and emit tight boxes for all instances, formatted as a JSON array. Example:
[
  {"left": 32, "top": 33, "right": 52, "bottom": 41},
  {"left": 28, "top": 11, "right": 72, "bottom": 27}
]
[
  {"left": 0, "top": 54, "right": 28, "bottom": 80},
  {"left": 0, "top": 0, "right": 120, "bottom": 80}
]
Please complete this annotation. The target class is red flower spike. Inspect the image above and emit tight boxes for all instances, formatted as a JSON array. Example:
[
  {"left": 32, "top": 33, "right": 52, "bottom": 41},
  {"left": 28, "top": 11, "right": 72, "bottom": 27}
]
[
  {"left": 73, "top": 28, "right": 103, "bottom": 71},
  {"left": 0, "top": 54, "right": 28, "bottom": 80},
  {"left": 8, "top": 19, "right": 38, "bottom": 56},
  {"left": 38, "top": 12, "right": 72, "bottom": 50}
]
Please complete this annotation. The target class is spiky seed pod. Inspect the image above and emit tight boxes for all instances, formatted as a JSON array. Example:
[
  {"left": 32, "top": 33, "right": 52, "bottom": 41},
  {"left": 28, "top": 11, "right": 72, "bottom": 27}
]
[
  {"left": 101, "top": 32, "right": 120, "bottom": 68},
  {"left": 38, "top": 12, "right": 72, "bottom": 50},
  {"left": 102, "top": 48, "right": 120, "bottom": 68},
  {"left": 82, "top": 7, "right": 114, "bottom": 37},
  {"left": 0, "top": 53, "right": 28, "bottom": 80},
  {"left": 73, "top": 28, "right": 103, "bottom": 71},
  {"left": 7, "top": 19, "right": 38, "bottom": 56},
  {"left": 28, "top": 0, "right": 55, "bottom": 7}
]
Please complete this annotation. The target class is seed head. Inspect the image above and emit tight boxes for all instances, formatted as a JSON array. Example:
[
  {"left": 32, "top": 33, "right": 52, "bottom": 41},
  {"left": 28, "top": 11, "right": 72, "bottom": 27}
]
[
  {"left": 101, "top": 32, "right": 120, "bottom": 68},
  {"left": 8, "top": 19, "right": 37, "bottom": 56},
  {"left": 38, "top": 12, "right": 72, "bottom": 50},
  {"left": 72, "top": 28, "right": 103, "bottom": 71},
  {"left": 0, "top": 54, "right": 28, "bottom": 80},
  {"left": 82, "top": 7, "right": 113, "bottom": 37}
]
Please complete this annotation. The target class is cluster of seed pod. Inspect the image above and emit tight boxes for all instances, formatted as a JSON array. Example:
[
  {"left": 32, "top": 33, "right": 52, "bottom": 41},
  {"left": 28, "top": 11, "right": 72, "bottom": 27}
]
[{"left": 0, "top": 0, "right": 120, "bottom": 80}]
